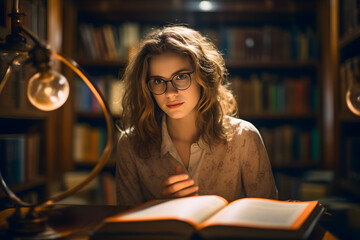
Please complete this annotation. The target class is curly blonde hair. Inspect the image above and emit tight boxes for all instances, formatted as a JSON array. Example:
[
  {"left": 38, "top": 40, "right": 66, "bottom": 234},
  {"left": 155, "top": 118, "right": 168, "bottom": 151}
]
[{"left": 119, "top": 25, "right": 237, "bottom": 157}]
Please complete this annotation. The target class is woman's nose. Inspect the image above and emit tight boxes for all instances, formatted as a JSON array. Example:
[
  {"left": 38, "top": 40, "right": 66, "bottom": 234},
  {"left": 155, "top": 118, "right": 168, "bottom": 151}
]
[{"left": 165, "top": 81, "right": 178, "bottom": 96}]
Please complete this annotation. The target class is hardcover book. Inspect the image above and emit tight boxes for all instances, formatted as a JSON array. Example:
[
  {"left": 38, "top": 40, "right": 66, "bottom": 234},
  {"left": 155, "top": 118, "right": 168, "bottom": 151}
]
[{"left": 90, "top": 195, "right": 325, "bottom": 240}]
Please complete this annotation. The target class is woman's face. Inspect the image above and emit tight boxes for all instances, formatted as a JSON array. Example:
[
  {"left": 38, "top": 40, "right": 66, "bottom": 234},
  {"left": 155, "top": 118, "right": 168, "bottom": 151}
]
[{"left": 148, "top": 52, "right": 201, "bottom": 120}]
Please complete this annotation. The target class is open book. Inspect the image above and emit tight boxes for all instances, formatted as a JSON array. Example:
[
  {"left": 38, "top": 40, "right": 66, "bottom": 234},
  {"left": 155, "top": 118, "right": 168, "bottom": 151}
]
[{"left": 90, "top": 195, "right": 325, "bottom": 240}]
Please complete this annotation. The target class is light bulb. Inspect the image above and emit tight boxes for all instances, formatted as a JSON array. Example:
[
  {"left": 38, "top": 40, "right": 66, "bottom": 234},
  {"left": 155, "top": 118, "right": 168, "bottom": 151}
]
[
  {"left": 199, "top": 1, "right": 213, "bottom": 11},
  {"left": 27, "top": 70, "right": 69, "bottom": 111},
  {"left": 346, "top": 86, "right": 360, "bottom": 116}
]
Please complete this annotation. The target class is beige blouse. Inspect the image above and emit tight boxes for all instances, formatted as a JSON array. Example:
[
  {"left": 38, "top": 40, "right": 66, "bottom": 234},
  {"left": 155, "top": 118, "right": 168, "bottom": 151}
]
[{"left": 116, "top": 116, "right": 278, "bottom": 208}]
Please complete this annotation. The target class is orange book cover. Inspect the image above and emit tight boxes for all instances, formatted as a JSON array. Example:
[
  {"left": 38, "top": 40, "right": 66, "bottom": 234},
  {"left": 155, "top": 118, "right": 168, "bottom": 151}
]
[{"left": 91, "top": 195, "right": 325, "bottom": 240}]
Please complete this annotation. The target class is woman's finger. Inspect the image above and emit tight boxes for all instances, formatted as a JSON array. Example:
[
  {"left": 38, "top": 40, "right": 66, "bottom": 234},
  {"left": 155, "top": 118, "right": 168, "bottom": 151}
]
[
  {"left": 162, "top": 174, "right": 189, "bottom": 187},
  {"left": 162, "top": 179, "right": 195, "bottom": 196},
  {"left": 171, "top": 185, "right": 199, "bottom": 198}
]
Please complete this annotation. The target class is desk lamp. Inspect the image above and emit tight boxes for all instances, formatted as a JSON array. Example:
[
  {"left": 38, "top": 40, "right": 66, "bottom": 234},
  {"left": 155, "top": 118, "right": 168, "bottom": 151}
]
[
  {"left": 0, "top": 0, "right": 114, "bottom": 238},
  {"left": 346, "top": 72, "right": 360, "bottom": 116}
]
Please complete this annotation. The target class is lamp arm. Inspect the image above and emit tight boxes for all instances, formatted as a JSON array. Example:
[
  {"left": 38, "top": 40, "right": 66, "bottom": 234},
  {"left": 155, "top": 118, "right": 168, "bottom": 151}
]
[
  {"left": 0, "top": 55, "right": 35, "bottom": 207},
  {"left": 0, "top": 63, "right": 12, "bottom": 95},
  {"left": 0, "top": 172, "right": 34, "bottom": 207},
  {"left": 19, "top": 24, "right": 47, "bottom": 48},
  {"left": 41, "top": 51, "right": 115, "bottom": 207}
]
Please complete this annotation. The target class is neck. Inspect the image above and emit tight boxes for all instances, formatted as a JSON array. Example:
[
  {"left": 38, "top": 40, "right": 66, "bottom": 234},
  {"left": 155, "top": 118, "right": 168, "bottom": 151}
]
[{"left": 166, "top": 113, "right": 199, "bottom": 143}]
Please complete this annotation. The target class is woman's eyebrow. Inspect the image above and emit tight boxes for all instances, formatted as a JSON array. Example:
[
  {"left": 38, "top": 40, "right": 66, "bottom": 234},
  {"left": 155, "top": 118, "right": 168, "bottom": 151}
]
[{"left": 149, "top": 68, "right": 192, "bottom": 79}]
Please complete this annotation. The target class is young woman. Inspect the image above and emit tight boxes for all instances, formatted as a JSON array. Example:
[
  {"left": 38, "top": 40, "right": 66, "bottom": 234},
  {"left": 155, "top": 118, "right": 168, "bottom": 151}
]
[{"left": 116, "top": 25, "right": 278, "bottom": 208}]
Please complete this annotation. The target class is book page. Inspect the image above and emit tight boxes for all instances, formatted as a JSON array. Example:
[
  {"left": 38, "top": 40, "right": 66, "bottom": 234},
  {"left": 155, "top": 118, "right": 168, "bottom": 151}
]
[
  {"left": 202, "top": 198, "right": 317, "bottom": 230},
  {"left": 108, "top": 195, "right": 228, "bottom": 225}
]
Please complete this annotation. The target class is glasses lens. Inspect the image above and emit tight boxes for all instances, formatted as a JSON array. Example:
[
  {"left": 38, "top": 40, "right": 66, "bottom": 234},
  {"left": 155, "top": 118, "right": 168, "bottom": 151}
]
[
  {"left": 148, "top": 72, "right": 192, "bottom": 94},
  {"left": 148, "top": 79, "right": 165, "bottom": 94},
  {"left": 173, "top": 73, "right": 191, "bottom": 90}
]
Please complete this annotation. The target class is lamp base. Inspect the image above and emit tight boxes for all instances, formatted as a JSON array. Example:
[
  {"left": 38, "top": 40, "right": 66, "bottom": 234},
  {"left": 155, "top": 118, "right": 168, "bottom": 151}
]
[
  {"left": 9, "top": 226, "right": 63, "bottom": 240},
  {"left": 6, "top": 207, "right": 63, "bottom": 240}
]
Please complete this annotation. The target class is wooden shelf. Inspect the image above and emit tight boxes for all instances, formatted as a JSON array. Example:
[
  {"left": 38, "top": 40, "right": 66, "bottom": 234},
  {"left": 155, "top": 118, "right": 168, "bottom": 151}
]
[
  {"left": 238, "top": 112, "right": 318, "bottom": 120},
  {"left": 77, "top": 59, "right": 318, "bottom": 69},
  {"left": 272, "top": 164, "right": 319, "bottom": 171},
  {"left": 226, "top": 59, "right": 318, "bottom": 69},
  {"left": 0, "top": 109, "right": 47, "bottom": 119},
  {"left": 339, "top": 179, "right": 360, "bottom": 197},
  {"left": 0, "top": 177, "right": 46, "bottom": 199},
  {"left": 77, "top": 112, "right": 107, "bottom": 119},
  {"left": 74, "top": 160, "right": 116, "bottom": 169},
  {"left": 338, "top": 113, "right": 360, "bottom": 122},
  {"left": 77, "top": 59, "right": 127, "bottom": 67},
  {"left": 339, "top": 27, "right": 360, "bottom": 49},
  {"left": 77, "top": 0, "right": 315, "bottom": 14}
]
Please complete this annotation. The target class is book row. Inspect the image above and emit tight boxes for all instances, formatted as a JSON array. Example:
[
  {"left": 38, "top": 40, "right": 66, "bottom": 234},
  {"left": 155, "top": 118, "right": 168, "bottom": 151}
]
[
  {"left": 219, "top": 25, "right": 317, "bottom": 61},
  {"left": 78, "top": 22, "right": 142, "bottom": 61},
  {"left": 62, "top": 171, "right": 116, "bottom": 205},
  {"left": 341, "top": 0, "right": 360, "bottom": 37},
  {"left": 275, "top": 170, "right": 333, "bottom": 201},
  {"left": 0, "top": 134, "right": 41, "bottom": 185},
  {"left": 231, "top": 73, "right": 317, "bottom": 114},
  {"left": 260, "top": 126, "right": 319, "bottom": 167},
  {"left": 75, "top": 75, "right": 124, "bottom": 116},
  {"left": 73, "top": 123, "right": 107, "bottom": 164},
  {"left": 78, "top": 22, "right": 317, "bottom": 62}
]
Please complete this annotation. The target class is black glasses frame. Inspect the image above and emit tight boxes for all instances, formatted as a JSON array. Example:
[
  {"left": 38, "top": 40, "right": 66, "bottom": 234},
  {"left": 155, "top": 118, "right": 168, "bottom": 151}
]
[{"left": 147, "top": 72, "right": 194, "bottom": 95}]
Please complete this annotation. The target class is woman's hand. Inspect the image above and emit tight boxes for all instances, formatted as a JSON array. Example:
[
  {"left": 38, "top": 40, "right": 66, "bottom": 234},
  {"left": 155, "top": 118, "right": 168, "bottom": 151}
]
[{"left": 161, "top": 165, "right": 199, "bottom": 198}]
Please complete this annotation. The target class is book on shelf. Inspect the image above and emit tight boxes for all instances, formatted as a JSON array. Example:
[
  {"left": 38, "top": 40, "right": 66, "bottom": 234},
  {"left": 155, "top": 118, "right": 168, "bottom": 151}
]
[
  {"left": 231, "top": 73, "right": 316, "bottom": 115},
  {"left": 75, "top": 75, "right": 124, "bottom": 116},
  {"left": 218, "top": 25, "right": 317, "bottom": 62},
  {"left": 0, "top": 133, "right": 41, "bottom": 186},
  {"left": 100, "top": 172, "right": 116, "bottom": 205},
  {"left": 341, "top": 0, "right": 360, "bottom": 37},
  {"left": 274, "top": 172, "right": 301, "bottom": 200},
  {"left": 259, "top": 126, "right": 319, "bottom": 167},
  {"left": 90, "top": 195, "right": 325, "bottom": 240},
  {"left": 73, "top": 123, "right": 106, "bottom": 164},
  {"left": 78, "top": 22, "right": 140, "bottom": 61},
  {"left": 77, "top": 23, "right": 317, "bottom": 63}
]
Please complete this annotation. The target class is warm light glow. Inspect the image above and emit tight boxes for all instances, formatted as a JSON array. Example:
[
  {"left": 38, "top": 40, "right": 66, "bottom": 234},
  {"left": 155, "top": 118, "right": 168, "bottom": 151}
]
[
  {"left": 27, "top": 70, "right": 69, "bottom": 111},
  {"left": 199, "top": 1, "right": 213, "bottom": 11},
  {"left": 346, "top": 88, "right": 360, "bottom": 116}
]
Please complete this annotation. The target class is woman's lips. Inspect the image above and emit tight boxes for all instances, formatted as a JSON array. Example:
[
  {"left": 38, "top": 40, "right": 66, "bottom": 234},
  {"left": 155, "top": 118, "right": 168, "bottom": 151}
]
[{"left": 166, "top": 102, "right": 183, "bottom": 109}]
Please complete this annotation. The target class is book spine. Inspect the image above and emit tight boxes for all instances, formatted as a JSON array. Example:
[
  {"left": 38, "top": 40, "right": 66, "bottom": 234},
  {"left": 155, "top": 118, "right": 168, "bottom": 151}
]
[
  {"left": 78, "top": 22, "right": 141, "bottom": 61},
  {"left": 73, "top": 124, "right": 107, "bottom": 164},
  {"left": 259, "top": 126, "right": 319, "bottom": 167},
  {"left": 217, "top": 25, "right": 316, "bottom": 62},
  {"left": 232, "top": 74, "right": 315, "bottom": 114},
  {"left": 0, "top": 134, "right": 30, "bottom": 186}
]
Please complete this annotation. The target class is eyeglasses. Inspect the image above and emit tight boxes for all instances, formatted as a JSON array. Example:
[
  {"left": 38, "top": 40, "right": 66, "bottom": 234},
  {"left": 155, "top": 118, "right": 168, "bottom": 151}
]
[{"left": 147, "top": 72, "right": 193, "bottom": 95}]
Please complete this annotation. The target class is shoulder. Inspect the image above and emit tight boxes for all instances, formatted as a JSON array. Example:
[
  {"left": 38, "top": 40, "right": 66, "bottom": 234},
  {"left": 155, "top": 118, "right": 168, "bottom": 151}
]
[
  {"left": 224, "top": 115, "right": 261, "bottom": 138},
  {"left": 118, "top": 130, "right": 132, "bottom": 146},
  {"left": 117, "top": 129, "right": 160, "bottom": 159},
  {"left": 116, "top": 130, "right": 136, "bottom": 157}
]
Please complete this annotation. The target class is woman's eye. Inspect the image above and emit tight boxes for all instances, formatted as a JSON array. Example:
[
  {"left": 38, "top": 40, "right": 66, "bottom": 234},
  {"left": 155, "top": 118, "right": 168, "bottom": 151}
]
[
  {"left": 153, "top": 79, "right": 164, "bottom": 85},
  {"left": 175, "top": 74, "right": 187, "bottom": 80}
]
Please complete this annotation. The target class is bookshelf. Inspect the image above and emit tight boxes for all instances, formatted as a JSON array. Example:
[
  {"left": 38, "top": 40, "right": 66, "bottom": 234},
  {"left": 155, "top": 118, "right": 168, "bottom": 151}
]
[
  {"left": 333, "top": 0, "right": 360, "bottom": 199},
  {"left": 0, "top": 0, "right": 61, "bottom": 209},
  {"left": 60, "top": 0, "right": 324, "bottom": 203}
]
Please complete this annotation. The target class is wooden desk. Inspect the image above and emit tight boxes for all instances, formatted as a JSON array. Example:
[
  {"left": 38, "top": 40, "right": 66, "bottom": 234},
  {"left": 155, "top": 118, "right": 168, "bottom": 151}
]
[{"left": 0, "top": 205, "right": 338, "bottom": 240}]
